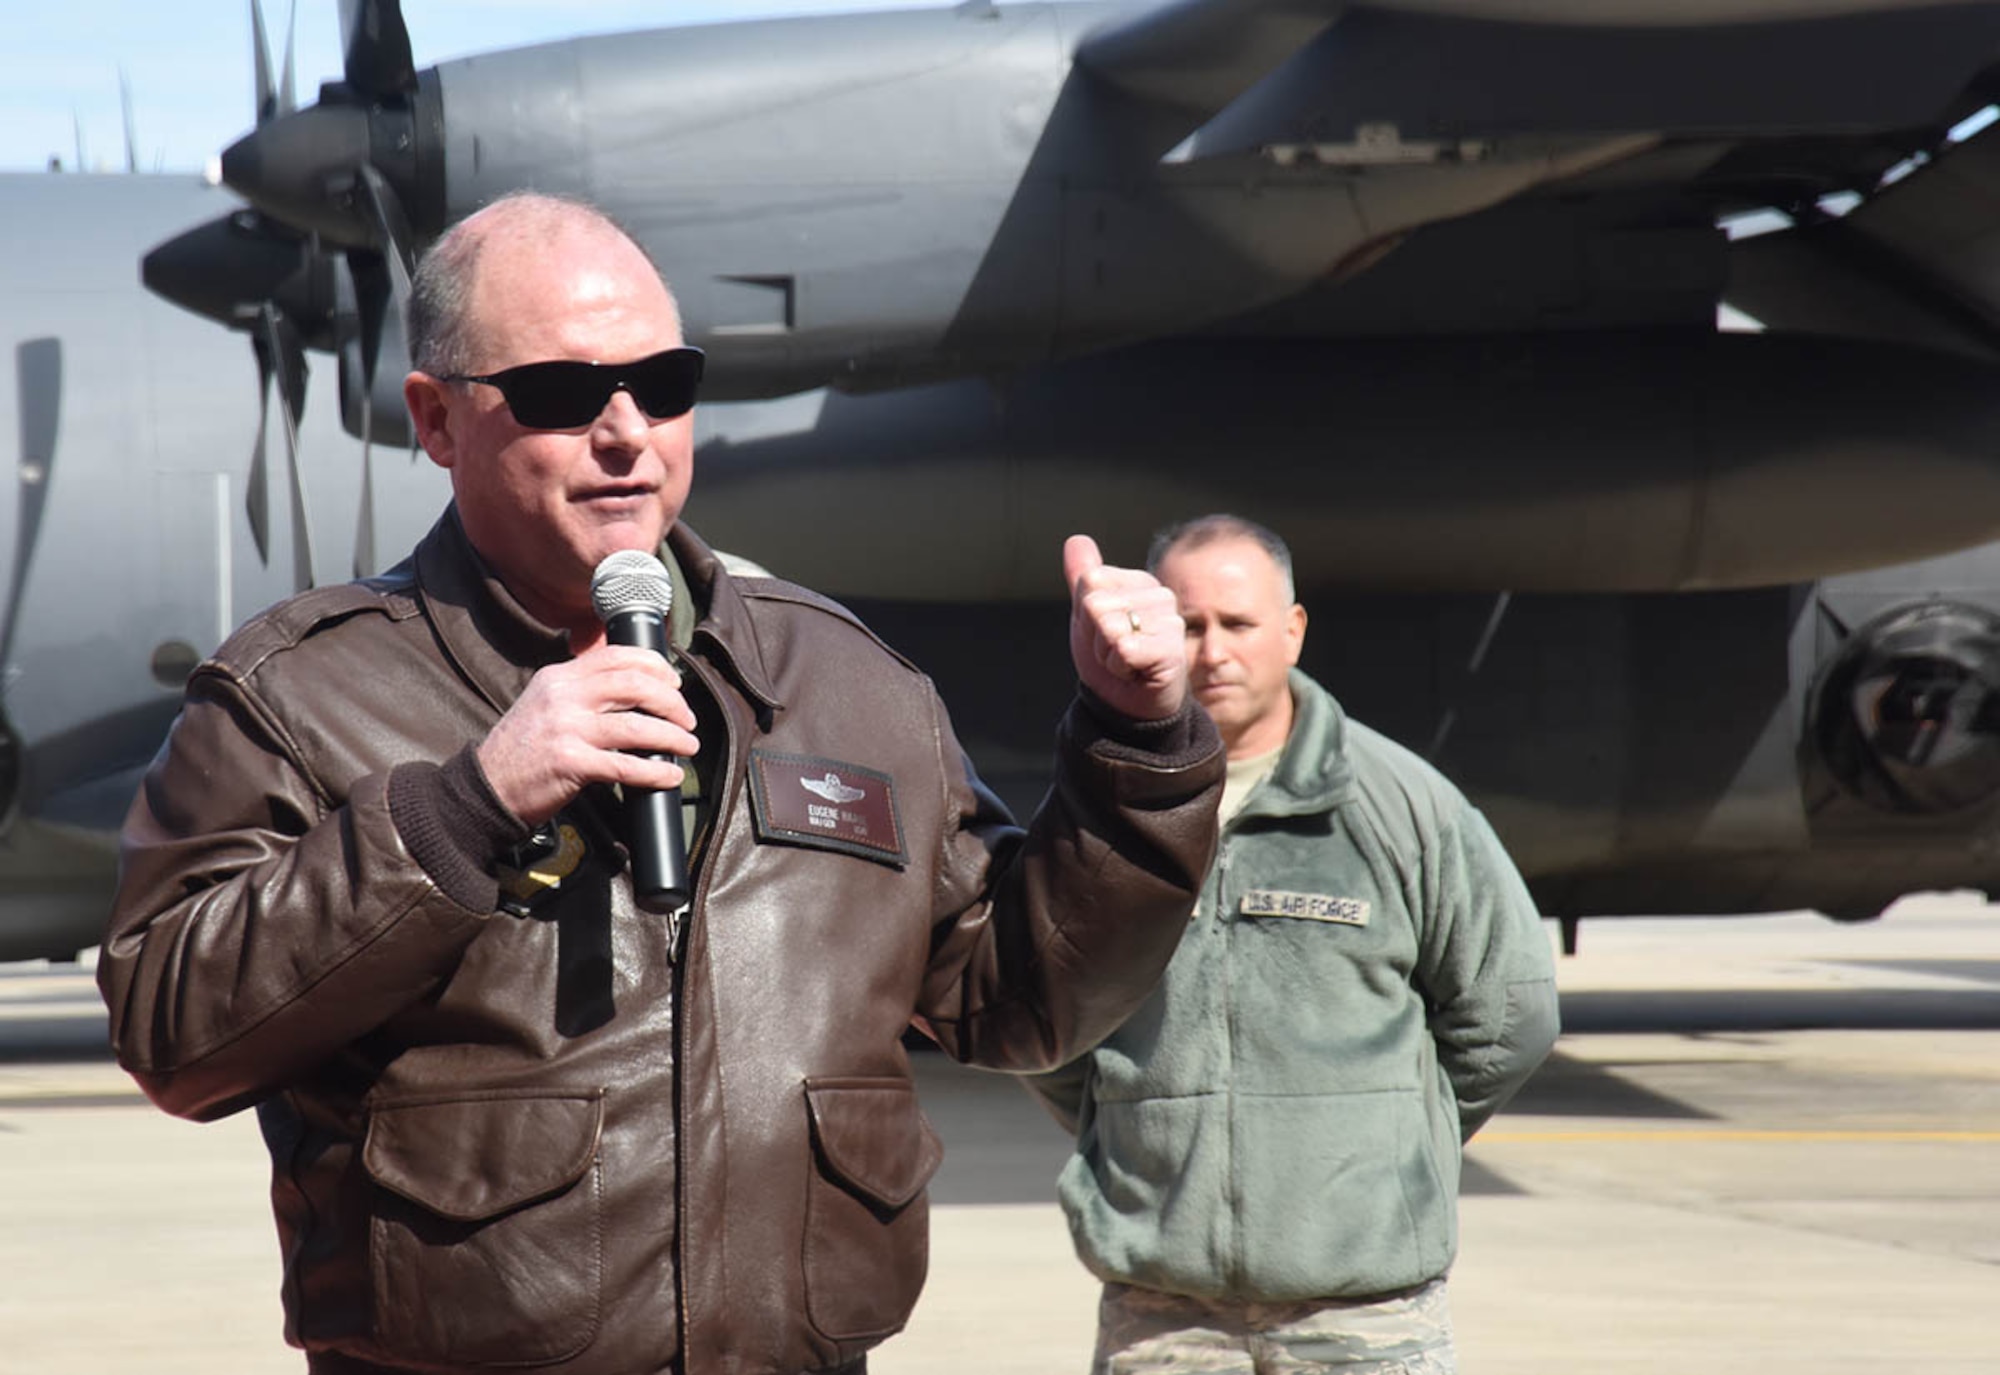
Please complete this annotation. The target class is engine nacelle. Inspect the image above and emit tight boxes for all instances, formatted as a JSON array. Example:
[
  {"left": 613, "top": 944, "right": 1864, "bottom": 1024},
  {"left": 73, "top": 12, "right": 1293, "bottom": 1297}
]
[{"left": 1808, "top": 600, "right": 2000, "bottom": 815}]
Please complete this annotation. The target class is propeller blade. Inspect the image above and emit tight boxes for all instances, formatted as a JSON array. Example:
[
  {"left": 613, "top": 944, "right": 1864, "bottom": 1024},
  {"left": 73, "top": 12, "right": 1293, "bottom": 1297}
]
[
  {"left": 254, "top": 299, "right": 309, "bottom": 428},
  {"left": 282, "top": 389, "right": 316, "bottom": 594},
  {"left": 342, "top": 256, "right": 381, "bottom": 580},
  {"left": 252, "top": 0, "right": 278, "bottom": 126},
  {"left": 280, "top": 0, "right": 298, "bottom": 117},
  {"left": 349, "top": 166, "right": 417, "bottom": 448},
  {"left": 332, "top": 253, "right": 365, "bottom": 438},
  {"left": 337, "top": 0, "right": 418, "bottom": 103},
  {"left": 247, "top": 338, "right": 274, "bottom": 567},
  {"left": 0, "top": 697, "right": 16, "bottom": 829},
  {"left": 3, "top": 339, "right": 61, "bottom": 674},
  {"left": 119, "top": 69, "right": 138, "bottom": 174},
  {"left": 253, "top": 303, "right": 315, "bottom": 591},
  {"left": 343, "top": 246, "right": 415, "bottom": 450},
  {"left": 352, "top": 163, "right": 416, "bottom": 301},
  {"left": 0, "top": 340, "right": 59, "bottom": 827},
  {"left": 354, "top": 402, "right": 378, "bottom": 579}
]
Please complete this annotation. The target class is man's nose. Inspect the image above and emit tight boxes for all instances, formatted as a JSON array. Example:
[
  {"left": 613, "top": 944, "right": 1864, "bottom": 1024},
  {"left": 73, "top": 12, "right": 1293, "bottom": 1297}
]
[
  {"left": 1192, "top": 627, "right": 1227, "bottom": 665},
  {"left": 591, "top": 388, "right": 650, "bottom": 448}
]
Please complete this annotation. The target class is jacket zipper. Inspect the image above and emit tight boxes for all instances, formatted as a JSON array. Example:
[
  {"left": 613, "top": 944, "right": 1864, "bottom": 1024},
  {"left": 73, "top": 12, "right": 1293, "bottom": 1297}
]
[
  {"left": 669, "top": 646, "right": 735, "bottom": 1369},
  {"left": 1215, "top": 827, "right": 1246, "bottom": 1295}
]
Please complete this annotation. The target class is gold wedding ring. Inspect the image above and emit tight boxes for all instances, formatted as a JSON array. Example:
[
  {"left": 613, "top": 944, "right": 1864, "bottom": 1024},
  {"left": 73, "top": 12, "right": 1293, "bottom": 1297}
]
[{"left": 1126, "top": 609, "right": 1144, "bottom": 634}]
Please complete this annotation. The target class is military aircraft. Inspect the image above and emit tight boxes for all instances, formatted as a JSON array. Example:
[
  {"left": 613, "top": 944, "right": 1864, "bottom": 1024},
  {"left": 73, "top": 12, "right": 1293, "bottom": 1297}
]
[
  {"left": 9, "top": 0, "right": 2000, "bottom": 960},
  {"left": 0, "top": 169, "right": 453, "bottom": 963}
]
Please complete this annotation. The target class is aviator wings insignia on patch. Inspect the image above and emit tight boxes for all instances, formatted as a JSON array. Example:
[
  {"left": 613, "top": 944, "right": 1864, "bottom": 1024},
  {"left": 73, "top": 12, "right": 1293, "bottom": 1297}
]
[
  {"left": 800, "top": 772, "right": 867, "bottom": 804},
  {"left": 748, "top": 750, "right": 907, "bottom": 867}
]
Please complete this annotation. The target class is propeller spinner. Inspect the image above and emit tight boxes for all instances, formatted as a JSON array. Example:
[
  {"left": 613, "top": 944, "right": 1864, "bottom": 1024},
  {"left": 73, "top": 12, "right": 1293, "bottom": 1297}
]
[{"left": 221, "top": 0, "right": 439, "bottom": 253}]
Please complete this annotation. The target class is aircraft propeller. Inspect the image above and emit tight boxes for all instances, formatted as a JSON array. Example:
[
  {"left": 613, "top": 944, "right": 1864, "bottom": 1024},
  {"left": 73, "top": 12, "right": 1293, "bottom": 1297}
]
[
  {"left": 339, "top": 161, "right": 421, "bottom": 580},
  {"left": 139, "top": 0, "right": 431, "bottom": 587},
  {"left": 217, "top": 0, "right": 428, "bottom": 253},
  {"left": 0, "top": 340, "right": 63, "bottom": 825},
  {"left": 234, "top": 0, "right": 425, "bottom": 580}
]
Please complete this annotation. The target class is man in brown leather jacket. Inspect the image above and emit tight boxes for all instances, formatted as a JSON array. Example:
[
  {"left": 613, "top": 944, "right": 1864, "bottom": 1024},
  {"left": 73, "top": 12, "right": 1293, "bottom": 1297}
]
[{"left": 98, "top": 193, "right": 1223, "bottom": 1375}]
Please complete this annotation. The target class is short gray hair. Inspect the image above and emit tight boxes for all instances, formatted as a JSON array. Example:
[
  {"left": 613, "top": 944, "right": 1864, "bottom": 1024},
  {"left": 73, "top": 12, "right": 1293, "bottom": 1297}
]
[
  {"left": 1147, "top": 513, "right": 1297, "bottom": 603},
  {"left": 406, "top": 191, "right": 670, "bottom": 378}
]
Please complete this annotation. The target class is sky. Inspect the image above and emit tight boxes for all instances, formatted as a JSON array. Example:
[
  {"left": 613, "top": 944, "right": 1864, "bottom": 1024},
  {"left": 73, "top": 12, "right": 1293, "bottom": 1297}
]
[{"left": 0, "top": 2, "right": 929, "bottom": 174}]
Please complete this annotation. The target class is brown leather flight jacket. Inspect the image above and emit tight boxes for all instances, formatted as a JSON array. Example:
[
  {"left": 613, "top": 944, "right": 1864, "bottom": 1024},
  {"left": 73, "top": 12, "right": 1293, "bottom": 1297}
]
[{"left": 99, "top": 513, "right": 1222, "bottom": 1375}]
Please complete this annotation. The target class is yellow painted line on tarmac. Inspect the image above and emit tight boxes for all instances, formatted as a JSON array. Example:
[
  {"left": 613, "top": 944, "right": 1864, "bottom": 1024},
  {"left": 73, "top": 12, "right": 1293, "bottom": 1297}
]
[{"left": 1481, "top": 1128, "right": 2000, "bottom": 1143}]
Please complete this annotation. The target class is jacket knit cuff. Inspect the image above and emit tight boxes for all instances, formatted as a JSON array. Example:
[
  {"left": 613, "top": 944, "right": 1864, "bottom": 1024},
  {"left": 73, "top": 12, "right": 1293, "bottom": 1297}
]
[
  {"left": 387, "top": 747, "right": 532, "bottom": 914},
  {"left": 1073, "top": 684, "right": 1221, "bottom": 769}
]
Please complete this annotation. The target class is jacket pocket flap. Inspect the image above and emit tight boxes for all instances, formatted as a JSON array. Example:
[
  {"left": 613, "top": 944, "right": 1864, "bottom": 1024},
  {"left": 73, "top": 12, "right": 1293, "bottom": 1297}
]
[
  {"left": 364, "top": 1091, "right": 604, "bottom": 1222},
  {"left": 804, "top": 1078, "right": 943, "bottom": 1211}
]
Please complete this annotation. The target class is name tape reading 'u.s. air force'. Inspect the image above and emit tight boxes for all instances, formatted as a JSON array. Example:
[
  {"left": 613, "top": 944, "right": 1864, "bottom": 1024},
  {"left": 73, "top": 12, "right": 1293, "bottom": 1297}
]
[{"left": 1238, "top": 890, "right": 1371, "bottom": 926}]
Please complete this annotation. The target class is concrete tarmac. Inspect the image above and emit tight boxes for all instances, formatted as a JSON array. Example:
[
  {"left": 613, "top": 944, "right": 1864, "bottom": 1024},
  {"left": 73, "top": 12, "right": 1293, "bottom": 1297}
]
[{"left": 4, "top": 896, "right": 1998, "bottom": 1373}]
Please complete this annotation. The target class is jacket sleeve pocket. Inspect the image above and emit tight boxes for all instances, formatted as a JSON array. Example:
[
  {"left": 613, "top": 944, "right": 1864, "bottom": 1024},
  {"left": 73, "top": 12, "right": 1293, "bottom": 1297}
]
[
  {"left": 363, "top": 1090, "right": 605, "bottom": 1367},
  {"left": 802, "top": 1077, "right": 944, "bottom": 1344}
]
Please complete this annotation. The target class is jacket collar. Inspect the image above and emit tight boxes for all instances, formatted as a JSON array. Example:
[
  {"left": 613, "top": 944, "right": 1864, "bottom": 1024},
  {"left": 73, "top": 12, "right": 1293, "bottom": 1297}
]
[
  {"left": 1235, "top": 669, "right": 1353, "bottom": 820},
  {"left": 667, "top": 522, "right": 784, "bottom": 716},
  {"left": 413, "top": 508, "right": 571, "bottom": 712},
  {"left": 411, "top": 507, "right": 784, "bottom": 717}
]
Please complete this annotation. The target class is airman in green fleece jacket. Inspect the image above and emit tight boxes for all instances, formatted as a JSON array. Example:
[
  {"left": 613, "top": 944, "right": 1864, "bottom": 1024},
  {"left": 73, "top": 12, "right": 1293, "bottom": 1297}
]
[{"left": 1025, "top": 515, "right": 1560, "bottom": 1374}]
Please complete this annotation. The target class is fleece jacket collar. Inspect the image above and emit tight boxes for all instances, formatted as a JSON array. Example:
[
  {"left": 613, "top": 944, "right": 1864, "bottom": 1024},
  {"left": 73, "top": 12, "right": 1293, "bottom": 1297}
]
[{"left": 1230, "top": 668, "right": 1355, "bottom": 825}]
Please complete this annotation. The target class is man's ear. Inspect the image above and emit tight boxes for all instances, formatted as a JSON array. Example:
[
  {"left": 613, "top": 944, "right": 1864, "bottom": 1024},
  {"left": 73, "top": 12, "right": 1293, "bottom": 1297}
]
[
  {"left": 404, "top": 373, "right": 457, "bottom": 470},
  {"left": 1285, "top": 603, "right": 1308, "bottom": 666}
]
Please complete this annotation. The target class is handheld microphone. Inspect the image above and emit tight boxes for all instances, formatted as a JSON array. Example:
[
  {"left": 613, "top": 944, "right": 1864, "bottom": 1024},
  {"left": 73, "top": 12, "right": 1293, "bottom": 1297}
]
[{"left": 590, "top": 549, "right": 691, "bottom": 913}]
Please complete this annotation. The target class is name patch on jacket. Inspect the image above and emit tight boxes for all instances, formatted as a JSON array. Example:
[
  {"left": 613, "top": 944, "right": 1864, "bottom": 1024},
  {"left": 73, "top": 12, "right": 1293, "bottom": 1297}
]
[
  {"left": 1239, "top": 890, "right": 1371, "bottom": 926},
  {"left": 748, "top": 750, "right": 907, "bottom": 868}
]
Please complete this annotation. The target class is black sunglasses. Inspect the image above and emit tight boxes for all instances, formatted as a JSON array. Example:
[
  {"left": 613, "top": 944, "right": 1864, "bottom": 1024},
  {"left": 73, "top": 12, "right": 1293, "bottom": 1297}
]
[{"left": 444, "top": 346, "right": 706, "bottom": 429}]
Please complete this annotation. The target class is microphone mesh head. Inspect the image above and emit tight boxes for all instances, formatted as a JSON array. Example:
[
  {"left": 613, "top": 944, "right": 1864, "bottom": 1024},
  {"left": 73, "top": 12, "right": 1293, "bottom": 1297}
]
[{"left": 591, "top": 549, "right": 674, "bottom": 622}]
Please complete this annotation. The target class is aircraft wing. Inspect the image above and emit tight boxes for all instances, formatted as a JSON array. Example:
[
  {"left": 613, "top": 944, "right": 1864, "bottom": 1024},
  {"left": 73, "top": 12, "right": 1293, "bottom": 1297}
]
[
  {"left": 1077, "top": 0, "right": 2000, "bottom": 162},
  {"left": 1074, "top": 0, "right": 1340, "bottom": 114}
]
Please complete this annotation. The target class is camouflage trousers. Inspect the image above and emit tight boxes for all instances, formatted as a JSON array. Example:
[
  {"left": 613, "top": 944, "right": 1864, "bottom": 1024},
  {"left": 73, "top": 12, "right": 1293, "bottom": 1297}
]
[{"left": 1090, "top": 1279, "right": 1456, "bottom": 1375}]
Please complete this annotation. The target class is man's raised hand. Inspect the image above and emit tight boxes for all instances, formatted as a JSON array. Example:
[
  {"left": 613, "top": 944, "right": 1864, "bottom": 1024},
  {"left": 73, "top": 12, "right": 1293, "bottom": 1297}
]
[{"left": 1064, "top": 534, "right": 1188, "bottom": 722}]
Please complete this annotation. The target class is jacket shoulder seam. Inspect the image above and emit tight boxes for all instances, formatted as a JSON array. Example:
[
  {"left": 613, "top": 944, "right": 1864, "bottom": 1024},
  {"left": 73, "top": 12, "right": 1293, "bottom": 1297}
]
[
  {"left": 1339, "top": 723, "right": 1471, "bottom": 862},
  {"left": 217, "top": 579, "right": 420, "bottom": 680},
  {"left": 732, "top": 577, "right": 923, "bottom": 675},
  {"left": 182, "top": 663, "right": 335, "bottom": 815},
  {"left": 188, "top": 578, "right": 418, "bottom": 811}
]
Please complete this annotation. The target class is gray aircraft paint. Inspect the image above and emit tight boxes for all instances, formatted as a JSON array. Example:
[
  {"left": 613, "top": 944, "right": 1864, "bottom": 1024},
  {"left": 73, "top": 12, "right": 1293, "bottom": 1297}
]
[
  {"left": 414, "top": 1, "right": 2000, "bottom": 596},
  {"left": 0, "top": 173, "right": 448, "bottom": 960},
  {"left": 4, "top": 179, "right": 1997, "bottom": 958},
  {"left": 12, "top": 0, "right": 2000, "bottom": 958}
]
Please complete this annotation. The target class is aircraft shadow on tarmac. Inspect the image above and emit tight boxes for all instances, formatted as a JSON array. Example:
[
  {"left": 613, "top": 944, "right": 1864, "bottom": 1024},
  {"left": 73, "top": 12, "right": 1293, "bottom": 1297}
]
[{"left": 1554, "top": 969, "right": 2000, "bottom": 1037}]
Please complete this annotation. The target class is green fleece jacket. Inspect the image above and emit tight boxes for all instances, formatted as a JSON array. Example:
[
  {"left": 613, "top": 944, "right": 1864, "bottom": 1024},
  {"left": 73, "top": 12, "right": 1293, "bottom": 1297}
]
[{"left": 1024, "top": 670, "right": 1559, "bottom": 1302}]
